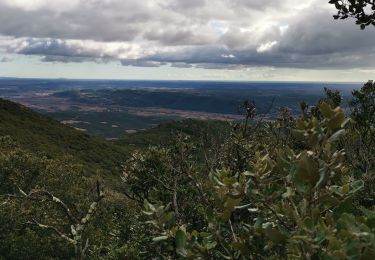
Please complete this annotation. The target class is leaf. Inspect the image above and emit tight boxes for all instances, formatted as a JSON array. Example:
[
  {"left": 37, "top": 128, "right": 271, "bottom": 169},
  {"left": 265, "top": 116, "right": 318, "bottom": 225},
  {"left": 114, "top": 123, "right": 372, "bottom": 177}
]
[
  {"left": 144, "top": 200, "right": 156, "bottom": 212},
  {"left": 320, "top": 102, "right": 334, "bottom": 118},
  {"left": 175, "top": 229, "right": 187, "bottom": 257},
  {"left": 264, "top": 224, "right": 287, "bottom": 244},
  {"left": 282, "top": 187, "right": 294, "bottom": 199},
  {"left": 153, "top": 236, "right": 169, "bottom": 242},
  {"left": 315, "top": 166, "right": 329, "bottom": 189},
  {"left": 327, "top": 111, "right": 346, "bottom": 130},
  {"left": 328, "top": 129, "right": 346, "bottom": 142},
  {"left": 221, "top": 197, "right": 242, "bottom": 222},
  {"left": 350, "top": 180, "right": 364, "bottom": 194},
  {"left": 295, "top": 152, "right": 319, "bottom": 190},
  {"left": 175, "top": 230, "right": 187, "bottom": 249},
  {"left": 341, "top": 184, "right": 350, "bottom": 194},
  {"left": 334, "top": 198, "right": 354, "bottom": 220},
  {"left": 303, "top": 217, "right": 314, "bottom": 230}
]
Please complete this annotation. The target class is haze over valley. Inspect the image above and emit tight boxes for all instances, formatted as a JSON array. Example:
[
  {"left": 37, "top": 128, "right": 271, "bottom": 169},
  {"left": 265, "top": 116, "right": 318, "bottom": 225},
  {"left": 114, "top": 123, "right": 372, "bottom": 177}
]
[{"left": 0, "top": 78, "right": 360, "bottom": 138}]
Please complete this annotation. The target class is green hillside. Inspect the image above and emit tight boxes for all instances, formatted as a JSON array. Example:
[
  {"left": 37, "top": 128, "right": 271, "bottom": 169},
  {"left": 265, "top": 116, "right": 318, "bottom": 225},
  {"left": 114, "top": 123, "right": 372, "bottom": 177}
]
[
  {"left": 0, "top": 98, "right": 128, "bottom": 175},
  {"left": 0, "top": 98, "right": 231, "bottom": 174},
  {"left": 118, "top": 118, "right": 231, "bottom": 149}
]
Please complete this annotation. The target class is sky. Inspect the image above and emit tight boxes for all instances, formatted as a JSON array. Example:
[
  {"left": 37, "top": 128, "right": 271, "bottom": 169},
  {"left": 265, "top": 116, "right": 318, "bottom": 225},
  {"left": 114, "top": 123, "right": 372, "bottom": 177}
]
[{"left": 0, "top": 0, "right": 374, "bottom": 82}]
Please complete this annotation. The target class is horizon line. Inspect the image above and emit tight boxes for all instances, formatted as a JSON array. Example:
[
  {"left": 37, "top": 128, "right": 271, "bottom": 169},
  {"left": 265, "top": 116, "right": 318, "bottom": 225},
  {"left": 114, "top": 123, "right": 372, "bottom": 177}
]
[{"left": 0, "top": 76, "right": 364, "bottom": 85}]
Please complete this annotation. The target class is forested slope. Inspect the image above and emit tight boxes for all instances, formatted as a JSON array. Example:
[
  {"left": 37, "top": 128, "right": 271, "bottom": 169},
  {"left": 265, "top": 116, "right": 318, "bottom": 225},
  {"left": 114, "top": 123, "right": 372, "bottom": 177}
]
[{"left": 0, "top": 99, "right": 128, "bottom": 174}]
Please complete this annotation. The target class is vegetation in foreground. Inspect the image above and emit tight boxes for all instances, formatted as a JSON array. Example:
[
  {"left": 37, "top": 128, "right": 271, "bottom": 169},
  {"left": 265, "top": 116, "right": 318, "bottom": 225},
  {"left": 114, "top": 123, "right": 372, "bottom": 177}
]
[{"left": 0, "top": 81, "right": 374, "bottom": 259}]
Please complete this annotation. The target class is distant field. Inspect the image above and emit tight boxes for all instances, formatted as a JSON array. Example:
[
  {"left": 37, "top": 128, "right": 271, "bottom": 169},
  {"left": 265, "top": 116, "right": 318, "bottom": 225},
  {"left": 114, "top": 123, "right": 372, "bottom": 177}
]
[{"left": 0, "top": 78, "right": 361, "bottom": 138}]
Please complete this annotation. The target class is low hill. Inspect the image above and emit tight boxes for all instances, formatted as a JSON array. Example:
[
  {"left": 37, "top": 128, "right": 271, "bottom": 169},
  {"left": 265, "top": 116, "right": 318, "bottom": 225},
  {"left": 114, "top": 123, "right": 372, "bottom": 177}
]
[{"left": 117, "top": 118, "right": 232, "bottom": 149}]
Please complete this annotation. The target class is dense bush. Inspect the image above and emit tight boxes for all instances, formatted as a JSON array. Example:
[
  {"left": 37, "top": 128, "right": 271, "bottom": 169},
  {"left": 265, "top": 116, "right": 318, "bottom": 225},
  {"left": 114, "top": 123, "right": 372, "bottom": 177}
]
[{"left": 136, "top": 81, "right": 375, "bottom": 259}]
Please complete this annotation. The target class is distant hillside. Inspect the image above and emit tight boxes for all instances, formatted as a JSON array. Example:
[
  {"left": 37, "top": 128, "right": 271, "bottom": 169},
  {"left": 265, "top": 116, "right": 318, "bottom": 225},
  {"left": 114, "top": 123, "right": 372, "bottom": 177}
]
[
  {"left": 117, "top": 118, "right": 232, "bottom": 149},
  {"left": 0, "top": 98, "right": 128, "bottom": 175}
]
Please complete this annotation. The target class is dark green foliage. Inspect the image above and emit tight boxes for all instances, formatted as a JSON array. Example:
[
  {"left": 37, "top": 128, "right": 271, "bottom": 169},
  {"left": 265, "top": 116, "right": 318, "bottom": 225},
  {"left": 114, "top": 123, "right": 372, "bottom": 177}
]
[
  {"left": 0, "top": 136, "right": 147, "bottom": 260},
  {"left": 345, "top": 81, "right": 375, "bottom": 208},
  {"left": 0, "top": 99, "right": 128, "bottom": 175},
  {"left": 1, "top": 81, "right": 375, "bottom": 259},
  {"left": 118, "top": 119, "right": 231, "bottom": 149},
  {"left": 139, "top": 82, "right": 375, "bottom": 259},
  {"left": 329, "top": 0, "right": 375, "bottom": 29},
  {"left": 0, "top": 137, "right": 92, "bottom": 259},
  {"left": 350, "top": 80, "right": 375, "bottom": 132},
  {"left": 143, "top": 104, "right": 366, "bottom": 258}
]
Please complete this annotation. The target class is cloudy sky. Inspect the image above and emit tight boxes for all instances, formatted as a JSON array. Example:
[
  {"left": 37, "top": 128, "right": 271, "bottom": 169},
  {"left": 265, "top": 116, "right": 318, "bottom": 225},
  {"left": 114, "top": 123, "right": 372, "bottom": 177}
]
[{"left": 0, "top": 0, "right": 374, "bottom": 81}]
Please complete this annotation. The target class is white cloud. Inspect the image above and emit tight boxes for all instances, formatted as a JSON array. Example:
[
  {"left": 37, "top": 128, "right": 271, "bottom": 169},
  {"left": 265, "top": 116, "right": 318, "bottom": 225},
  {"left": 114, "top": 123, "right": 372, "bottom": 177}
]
[
  {"left": 2, "top": 0, "right": 80, "bottom": 11},
  {"left": 221, "top": 54, "right": 235, "bottom": 58},
  {"left": 257, "top": 41, "right": 278, "bottom": 53}
]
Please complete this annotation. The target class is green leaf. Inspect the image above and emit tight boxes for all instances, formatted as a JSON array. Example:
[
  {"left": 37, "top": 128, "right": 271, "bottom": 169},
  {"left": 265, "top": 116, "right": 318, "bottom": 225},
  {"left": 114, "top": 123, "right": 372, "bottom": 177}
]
[
  {"left": 175, "top": 229, "right": 187, "bottom": 257},
  {"left": 334, "top": 198, "right": 354, "bottom": 220},
  {"left": 144, "top": 200, "right": 156, "bottom": 212},
  {"left": 341, "top": 184, "right": 350, "bottom": 194},
  {"left": 315, "top": 166, "right": 329, "bottom": 189},
  {"left": 175, "top": 230, "right": 187, "bottom": 250},
  {"left": 153, "top": 236, "right": 169, "bottom": 242},
  {"left": 264, "top": 224, "right": 288, "bottom": 244},
  {"left": 350, "top": 180, "right": 364, "bottom": 194},
  {"left": 303, "top": 217, "right": 314, "bottom": 230},
  {"left": 282, "top": 187, "right": 294, "bottom": 199},
  {"left": 327, "top": 111, "right": 346, "bottom": 130},
  {"left": 221, "top": 197, "right": 242, "bottom": 221},
  {"left": 295, "top": 152, "right": 319, "bottom": 189},
  {"left": 328, "top": 129, "right": 346, "bottom": 142},
  {"left": 320, "top": 102, "right": 334, "bottom": 118}
]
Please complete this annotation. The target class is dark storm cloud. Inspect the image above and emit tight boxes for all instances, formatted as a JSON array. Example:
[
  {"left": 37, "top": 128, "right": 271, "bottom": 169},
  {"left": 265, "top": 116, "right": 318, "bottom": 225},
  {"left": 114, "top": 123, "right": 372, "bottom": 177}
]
[{"left": 0, "top": 0, "right": 374, "bottom": 70}]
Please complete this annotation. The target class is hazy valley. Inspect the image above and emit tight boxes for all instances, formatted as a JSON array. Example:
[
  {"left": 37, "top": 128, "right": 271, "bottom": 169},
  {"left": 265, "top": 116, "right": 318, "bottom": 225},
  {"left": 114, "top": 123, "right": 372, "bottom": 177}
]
[{"left": 0, "top": 78, "right": 359, "bottom": 138}]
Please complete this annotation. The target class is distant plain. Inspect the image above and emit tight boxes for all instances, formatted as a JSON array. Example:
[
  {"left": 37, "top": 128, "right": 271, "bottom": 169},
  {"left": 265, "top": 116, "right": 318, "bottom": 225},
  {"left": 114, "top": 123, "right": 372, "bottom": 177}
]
[{"left": 0, "top": 78, "right": 360, "bottom": 139}]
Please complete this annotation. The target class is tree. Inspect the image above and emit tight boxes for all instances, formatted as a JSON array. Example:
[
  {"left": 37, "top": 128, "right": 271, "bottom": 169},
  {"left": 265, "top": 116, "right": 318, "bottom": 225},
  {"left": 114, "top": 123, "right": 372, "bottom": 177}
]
[
  {"left": 0, "top": 137, "right": 107, "bottom": 259},
  {"left": 2, "top": 183, "right": 104, "bottom": 260},
  {"left": 329, "top": 0, "right": 375, "bottom": 29},
  {"left": 350, "top": 80, "right": 375, "bottom": 132}
]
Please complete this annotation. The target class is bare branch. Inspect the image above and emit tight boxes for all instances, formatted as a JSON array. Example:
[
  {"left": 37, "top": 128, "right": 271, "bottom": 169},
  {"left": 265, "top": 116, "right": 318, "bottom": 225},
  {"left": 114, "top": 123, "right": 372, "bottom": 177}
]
[
  {"left": 82, "top": 239, "right": 90, "bottom": 255},
  {"left": 25, "top": 189, "right": 78, "bottom": 224},
  {"left": 228, "top": 219, "right": 238, "bottom": 242},
  {"left": 25, "top": 219, "right": 75, "bottom": 244}
]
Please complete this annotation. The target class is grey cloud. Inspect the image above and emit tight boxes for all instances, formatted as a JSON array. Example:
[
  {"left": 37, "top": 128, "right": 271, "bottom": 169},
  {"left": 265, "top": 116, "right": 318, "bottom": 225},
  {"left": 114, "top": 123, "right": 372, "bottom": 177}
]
[
  {"left": 120, "top": 59, "right": 167, "bottom": 67},
  {"left": 170, "top": 62, "right": 193, "bottom": 68},
  {"left": 278, "top": 14, "right": 375, "bottom": 56},
  {"left": 40, "top": 55, "right": 98, "bottom": 63},
  {"left": 17, "top": 39, "right": 82, "bottom": 56},
  {"left": 0, "top": 0, "right": 284, "bottom": 43},
  {"left": 0, "top": 0, "right": 374, "bottom": 70},
  {"left": 163, "top": 0, "right": 207, "bottom": 10},
  {"left": 4, "top": 38, "right": 129, "bottom": 63},
  {"left": 230, "top": 0, "right": 280, "bottom": 11},
  {"left": 0, "top": 1, "right": 145, "bottom": 42},
  {"left": 142, "top": 27, "right": 216, "bottom": 46},
  {"left": 12, "top": 39, "right": 111, "bottom": 61}
]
